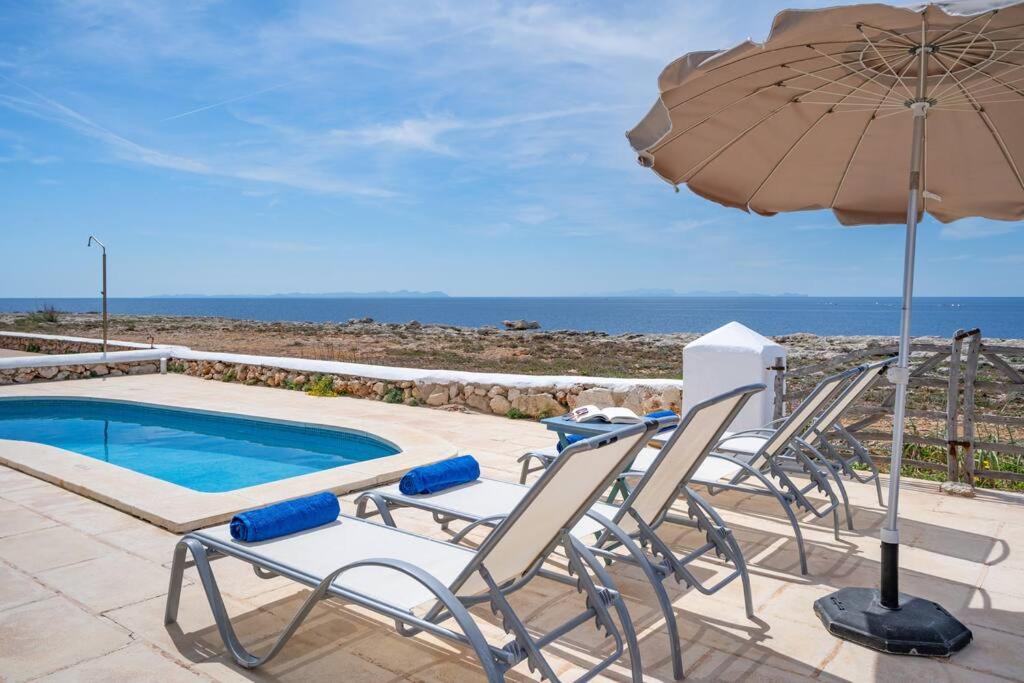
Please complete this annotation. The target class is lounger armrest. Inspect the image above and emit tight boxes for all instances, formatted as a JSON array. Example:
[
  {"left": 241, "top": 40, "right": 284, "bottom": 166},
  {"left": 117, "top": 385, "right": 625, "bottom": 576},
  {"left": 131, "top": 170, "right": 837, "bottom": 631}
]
[{"left": 450, "top": 514, "right": 509, "bottom": 545}]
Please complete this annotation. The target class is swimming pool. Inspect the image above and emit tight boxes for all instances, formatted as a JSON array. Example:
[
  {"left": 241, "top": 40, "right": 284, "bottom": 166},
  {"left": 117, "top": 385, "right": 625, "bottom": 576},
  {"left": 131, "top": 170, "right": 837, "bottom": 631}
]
[{"left": 0, "top": 398, "right": 400, "bottom": 493}]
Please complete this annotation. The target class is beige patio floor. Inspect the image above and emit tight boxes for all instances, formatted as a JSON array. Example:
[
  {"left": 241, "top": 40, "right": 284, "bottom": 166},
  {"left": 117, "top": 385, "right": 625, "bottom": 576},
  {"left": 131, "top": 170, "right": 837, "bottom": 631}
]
[{"left": 0, "top": 374, "right": 1021, "bottom": 682}]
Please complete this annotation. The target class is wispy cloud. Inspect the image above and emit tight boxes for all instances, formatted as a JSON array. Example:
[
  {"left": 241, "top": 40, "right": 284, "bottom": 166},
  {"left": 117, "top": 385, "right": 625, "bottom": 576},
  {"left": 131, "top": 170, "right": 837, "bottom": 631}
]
[
  {"left": 0, "top": 75, "right": 393, "bottom": 197},
  {"left": 327, "top": 105, "right": 629, "bottom": 155},
  {"left": 939, "top": 219, "right": 1019, "bottom": 241},
  {"left": 160, "top": 81, "right": 300, "bottom": 122}
]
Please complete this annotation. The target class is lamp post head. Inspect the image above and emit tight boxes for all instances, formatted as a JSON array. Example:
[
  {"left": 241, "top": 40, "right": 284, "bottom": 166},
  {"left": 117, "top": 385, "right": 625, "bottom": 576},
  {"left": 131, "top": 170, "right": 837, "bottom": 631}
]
[{"left": 87, "top": 235, "right": 106, "bottom": 253}]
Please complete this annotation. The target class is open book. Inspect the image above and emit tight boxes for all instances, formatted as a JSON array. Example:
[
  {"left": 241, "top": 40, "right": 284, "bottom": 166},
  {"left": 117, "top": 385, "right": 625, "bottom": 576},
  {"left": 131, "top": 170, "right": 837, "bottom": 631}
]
[{"left": 569, "top": 405, "right": 642, "bottom": 424}]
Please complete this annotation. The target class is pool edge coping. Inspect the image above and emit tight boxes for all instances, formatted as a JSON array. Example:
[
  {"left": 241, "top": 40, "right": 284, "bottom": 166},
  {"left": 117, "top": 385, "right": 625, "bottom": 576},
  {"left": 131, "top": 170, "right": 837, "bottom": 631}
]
[{"left": 0, "top": 393, "right": 457, "bottom": 532}]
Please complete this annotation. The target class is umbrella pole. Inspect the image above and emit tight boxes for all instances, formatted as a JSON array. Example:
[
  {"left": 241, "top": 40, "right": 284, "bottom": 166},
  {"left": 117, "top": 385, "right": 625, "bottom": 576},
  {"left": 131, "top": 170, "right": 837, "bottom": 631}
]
[
  {"left": 813, "top": 35, "right": 971, "bottom": 656},
  {"left": 880, "top": 97, "right": 926, "bottom": 609}
]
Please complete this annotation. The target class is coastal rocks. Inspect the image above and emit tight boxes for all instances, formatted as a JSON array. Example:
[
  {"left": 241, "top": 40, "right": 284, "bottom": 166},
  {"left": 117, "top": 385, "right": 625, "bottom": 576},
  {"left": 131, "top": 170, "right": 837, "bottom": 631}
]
[
  {"left": 0, "top": 360, "right": 161, "bottom": 384},
  {"left": 503, "top": 320, "right": 540, "bottom": 331},
  {"left": 511, "top": 393, "right": 564, "bottom": 418},
  {"left": 940, "top": 481, "right": 975, "bottom": 498},
  {"left": 573, "top": 387, "right": 615, "bottom": 409},
  {"left": 489, "top": 395, "right": 511, "bottom": 414},
  {"left": 35, "top": 365, "right": 59, "bottom": 380}
]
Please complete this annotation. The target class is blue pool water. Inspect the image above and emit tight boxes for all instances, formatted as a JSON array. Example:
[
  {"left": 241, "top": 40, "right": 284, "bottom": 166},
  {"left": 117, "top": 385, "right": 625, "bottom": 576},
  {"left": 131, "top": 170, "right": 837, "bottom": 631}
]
[{"left": 0, "top": 399, "right": 400, "bottom": 493}]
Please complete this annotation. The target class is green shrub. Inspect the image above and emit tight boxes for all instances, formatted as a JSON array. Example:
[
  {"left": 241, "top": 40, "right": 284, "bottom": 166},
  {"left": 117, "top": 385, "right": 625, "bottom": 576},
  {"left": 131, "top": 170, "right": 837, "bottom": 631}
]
[
  {"left": 305, "top": 375, "right": 338, "bottom": 397},
  {"left": 383, "top": 387, "right": 404, "bottom": 404},
  {"left": 221, "top": 369, "right": 236, "bottom": 383},
  {"left": 505, "top": 408, "right": 527, "bottom": 420},
  {"left": 167, "top": 361, "right": 186, "bottom": 374},
  {"left": 36, "top": 305, "right": 60, "bottom": 323}
]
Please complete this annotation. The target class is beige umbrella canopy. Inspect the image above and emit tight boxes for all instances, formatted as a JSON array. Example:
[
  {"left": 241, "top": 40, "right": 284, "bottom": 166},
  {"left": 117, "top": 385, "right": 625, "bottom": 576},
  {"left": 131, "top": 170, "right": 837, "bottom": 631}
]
[{"left": 628, "top": 1, "right": 1024, "bottom": 226}]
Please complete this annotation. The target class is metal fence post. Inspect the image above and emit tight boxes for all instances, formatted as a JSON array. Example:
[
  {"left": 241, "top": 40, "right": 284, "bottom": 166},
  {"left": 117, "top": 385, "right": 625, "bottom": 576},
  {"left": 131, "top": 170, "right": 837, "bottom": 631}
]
[
  {"left": 963, "top": 331, "right": 982, "bottom": 487},
  {"left": 771, "top": 355, "right": 786, "bottom": 420}
]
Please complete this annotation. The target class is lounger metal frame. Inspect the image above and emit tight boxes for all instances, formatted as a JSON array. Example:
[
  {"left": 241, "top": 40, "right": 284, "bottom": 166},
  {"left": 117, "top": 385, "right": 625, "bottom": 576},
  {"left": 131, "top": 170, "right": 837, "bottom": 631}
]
[
  {"left": 165, "top": 420, "right": 661, "bottom": 682},
  {"left": 697, "top": 366, "right": 865, "bottom": 573},
  {"left": 356, "top": 385, "right": 764, "bottom": 681},
  {"left": 800, "top": 358, "right": 897, "bottom": 506}
]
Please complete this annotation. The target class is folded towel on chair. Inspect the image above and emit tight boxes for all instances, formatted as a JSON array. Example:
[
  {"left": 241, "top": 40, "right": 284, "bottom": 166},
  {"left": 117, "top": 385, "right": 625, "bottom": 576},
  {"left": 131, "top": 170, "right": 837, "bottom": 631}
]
[
  {"left": 230, "top": 491, "right": 340, "bottom": 543},
  {"left": 399, "top": 455, "right": 480, "bottom": 495},
  {"left": 556, "top": 433, "right": 586, "bottom": 453}
]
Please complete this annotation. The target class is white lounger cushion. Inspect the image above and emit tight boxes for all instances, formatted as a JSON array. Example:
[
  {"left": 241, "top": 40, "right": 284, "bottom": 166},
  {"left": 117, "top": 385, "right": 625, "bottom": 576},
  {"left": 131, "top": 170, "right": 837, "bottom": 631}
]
[
  {"left": 630, "top": 446, "right": 745, "bottom": 484},
  {"left": 715, "top": 433, "right": 769, "bottom": 455},
  {"left": 375, "top": 478, "right": 621, "bottom": 539},
  {"left": 195, "top": 515, "right": 479, "bottom": 612}
]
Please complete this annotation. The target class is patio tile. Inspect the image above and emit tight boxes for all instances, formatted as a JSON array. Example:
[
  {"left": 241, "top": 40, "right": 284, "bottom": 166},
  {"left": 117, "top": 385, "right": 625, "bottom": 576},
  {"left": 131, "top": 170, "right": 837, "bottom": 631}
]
[
  {"left": 36, "top": 551, "right": 175, "bottom": 613},
  {"left": 102, "top": 521, "right": 182, "bottom": 564},
  {"left": 0, "top": 524, "right": 108, "bottom": 573},
  {"left": 0, "top": 564, "right": 53, "bottom": 612},
  {"left": 106, "top": 589, "right": 288, "bottom": 665},
  {"left": 0, "top": 505, "right": 59, "bottom": 538},
  {"left": 944, "top": 623, "right": 1024, "bottom": 681},
  {"left": 0, "top": 595, "right": 132, "bottom": 681},
  {"left": 37, "top": 642, "right": 204, "bottom": 682},
  {"left": 54, "top": 498, "right": 150, "bottom": 535}
]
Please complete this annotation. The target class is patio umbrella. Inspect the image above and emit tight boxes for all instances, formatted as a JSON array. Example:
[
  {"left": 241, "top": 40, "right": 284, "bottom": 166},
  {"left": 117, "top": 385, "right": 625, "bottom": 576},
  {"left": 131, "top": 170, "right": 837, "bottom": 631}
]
[{"left": 628, "top": 0, "right": 1024, "bottom": 656}]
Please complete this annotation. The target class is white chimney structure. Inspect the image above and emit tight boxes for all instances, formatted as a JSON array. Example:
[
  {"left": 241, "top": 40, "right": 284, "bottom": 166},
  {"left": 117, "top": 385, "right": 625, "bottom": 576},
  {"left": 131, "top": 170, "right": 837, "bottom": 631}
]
[{"left": 682, "top": 321, "right": 787, "bottom": 432}]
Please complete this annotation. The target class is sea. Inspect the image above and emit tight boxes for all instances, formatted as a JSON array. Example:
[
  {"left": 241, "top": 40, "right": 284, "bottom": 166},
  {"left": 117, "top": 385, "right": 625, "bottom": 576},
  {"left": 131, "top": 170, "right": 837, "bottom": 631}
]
[{"left": 1, "top": 297, "right": 1021, "bottom": 338}]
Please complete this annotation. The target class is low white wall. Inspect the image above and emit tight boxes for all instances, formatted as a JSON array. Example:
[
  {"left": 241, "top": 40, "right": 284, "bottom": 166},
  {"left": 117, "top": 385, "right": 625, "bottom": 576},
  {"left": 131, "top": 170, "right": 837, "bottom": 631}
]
[{"left": 0, "top": 331, "right": 684, "bottom": 418}]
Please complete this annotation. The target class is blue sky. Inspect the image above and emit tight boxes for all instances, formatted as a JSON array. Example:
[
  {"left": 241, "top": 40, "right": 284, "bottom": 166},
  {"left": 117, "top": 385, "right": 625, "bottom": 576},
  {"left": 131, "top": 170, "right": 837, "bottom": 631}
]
[{"left": 1, "top": 0, "right": 1021, "bottom": 297}]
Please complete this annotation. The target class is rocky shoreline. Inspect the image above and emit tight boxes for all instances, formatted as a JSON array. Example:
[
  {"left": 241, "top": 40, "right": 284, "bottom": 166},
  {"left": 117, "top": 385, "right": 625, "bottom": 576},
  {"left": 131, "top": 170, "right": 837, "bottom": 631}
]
[{"left": 4, "top": 312, "right": 1023, "bottom": 380}]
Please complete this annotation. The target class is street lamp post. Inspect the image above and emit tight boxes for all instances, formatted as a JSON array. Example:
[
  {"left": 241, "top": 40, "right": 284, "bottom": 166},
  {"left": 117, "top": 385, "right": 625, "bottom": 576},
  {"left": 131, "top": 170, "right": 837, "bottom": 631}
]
[{"left": 87, "top": 236, "right": 107, "bottom": 355}]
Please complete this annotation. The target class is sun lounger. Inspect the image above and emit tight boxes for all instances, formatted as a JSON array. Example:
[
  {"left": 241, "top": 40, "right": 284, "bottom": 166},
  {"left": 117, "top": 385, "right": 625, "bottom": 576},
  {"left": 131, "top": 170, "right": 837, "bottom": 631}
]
[
  {"left": 519, "top": 367, "right": 863, "bottom": 575},
  {"left": 687, "top": 366, "right": 866, "bottom": 572},
  {"left": 164, "top": 419, "right": 660, "bottom": 682},
  {"left": 355, "top": 385, "right": 764, "bottom": 681},
  {"left": 796, "top": 358, "right": 897, "bottom": 505}
]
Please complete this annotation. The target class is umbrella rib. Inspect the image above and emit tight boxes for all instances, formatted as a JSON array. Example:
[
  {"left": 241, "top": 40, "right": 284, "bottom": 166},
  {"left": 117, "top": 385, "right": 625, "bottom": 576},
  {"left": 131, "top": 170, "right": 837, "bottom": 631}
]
[
  {"left": 931, "top": 55, "right": 1024, "bottom": 193},
  {"left": 928, "top": 8, "right": 998, "bottom": 45},
  {"left": 829, "top": 54, "right": 917, "bottom": 209},
  {"left": 674, "top": 99, "right": 796, "bottom": 185},
  {"left": 794, "top": 47, "right": 909, "bottom": 102},
  {"left": 652, "top": 58, "right": 891, "bottom": 154},
  {"left": 855, "top": 22, "right": 918, "bottom": 48},
  {"left": 696, "top": 39, "right": 897, "bottom": 79},
  {"left": 664, "top": 45, "right": 904, "bottom": 114},
  {"left": 929, "top": 12, "right": 997, "bottom": 95},
  {"left": 932, "top": 39, "right": 1024, "bottom": 100},
  {"left": 803, "top": 46, "right": 907, "bottom": 100},
  {"left": 672, "top": 52, "right": 916, "bottom": 182},
  {"left": 857, "top": 26, "right": 916, "bottom": 100},
  {"left": 933, "top": 46, "right": 1024, "bottom": 103}
]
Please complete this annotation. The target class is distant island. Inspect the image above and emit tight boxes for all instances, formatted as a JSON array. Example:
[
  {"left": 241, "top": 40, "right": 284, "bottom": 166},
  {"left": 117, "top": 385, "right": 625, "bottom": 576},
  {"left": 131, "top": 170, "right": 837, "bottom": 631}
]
[
  {"left": 592, "top": 289, "right": 808, "bottom": 298},
  {"left": 147, "top": 290, "right": 450, "bottom": 299}
]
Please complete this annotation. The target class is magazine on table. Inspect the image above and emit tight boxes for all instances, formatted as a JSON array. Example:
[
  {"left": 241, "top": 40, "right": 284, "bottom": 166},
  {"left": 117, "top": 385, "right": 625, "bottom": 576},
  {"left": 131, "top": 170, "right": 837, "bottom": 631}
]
[{"left": 568, "top": 405, "right": 642, "bottom": 424}]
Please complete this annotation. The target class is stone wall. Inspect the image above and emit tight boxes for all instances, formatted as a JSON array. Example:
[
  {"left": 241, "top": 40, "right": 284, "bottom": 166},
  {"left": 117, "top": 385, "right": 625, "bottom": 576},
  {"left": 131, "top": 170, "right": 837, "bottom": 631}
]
[
  {"left": 0, "top": 335, "right": 119, "bottom": 355},
  {"left": 171, "top": 359, "right": 682, "bottom": 418},
  {"left": 0, "top": 360, "right": 162, "bottom": 385}
]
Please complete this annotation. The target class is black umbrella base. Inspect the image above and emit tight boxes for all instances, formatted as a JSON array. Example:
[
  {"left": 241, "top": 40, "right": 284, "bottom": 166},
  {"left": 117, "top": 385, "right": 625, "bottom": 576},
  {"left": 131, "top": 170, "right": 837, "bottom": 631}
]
[{"left": 814, "top": 587, "right": 972, "bottom": 656}]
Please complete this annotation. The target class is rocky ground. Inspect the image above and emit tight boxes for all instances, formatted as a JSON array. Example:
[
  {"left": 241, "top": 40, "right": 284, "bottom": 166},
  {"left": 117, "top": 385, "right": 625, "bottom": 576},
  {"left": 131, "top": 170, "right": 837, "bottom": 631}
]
[{"left": 9, "top": 311, "right": 1018, "bottom": 379}]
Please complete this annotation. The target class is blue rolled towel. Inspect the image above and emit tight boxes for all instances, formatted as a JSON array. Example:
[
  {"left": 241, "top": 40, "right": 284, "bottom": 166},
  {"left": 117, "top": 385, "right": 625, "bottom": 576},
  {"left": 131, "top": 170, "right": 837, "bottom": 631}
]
[
  {"left": 230, "top": 491, "right": 339, "bottom": 543},
  {"left": 400, "top": 455, "right": 480, "bottom": 495},
  {"left": 556, "top": 433, "right": 587, "bottom": 453},
  {"left": 646, "top": 409, "right": 678, "bottom": 432}
]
